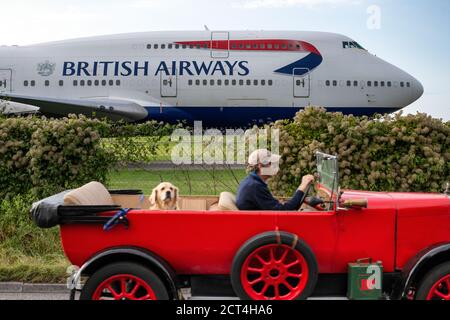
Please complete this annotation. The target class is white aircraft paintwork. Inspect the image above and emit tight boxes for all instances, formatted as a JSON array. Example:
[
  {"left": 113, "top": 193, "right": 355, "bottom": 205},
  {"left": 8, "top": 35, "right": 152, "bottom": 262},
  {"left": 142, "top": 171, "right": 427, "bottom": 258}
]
[{"left": 0, "top": 31, "right": 423, "bottom": 126}]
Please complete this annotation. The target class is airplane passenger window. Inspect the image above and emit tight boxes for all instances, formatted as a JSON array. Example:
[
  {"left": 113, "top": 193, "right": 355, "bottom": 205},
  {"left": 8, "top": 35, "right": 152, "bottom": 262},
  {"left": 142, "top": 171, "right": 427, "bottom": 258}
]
[
  {"left": 24, "top": 80, "right": 28, "bottom": 86},
  {"left": 161, "top": 44, "right": 166, "bottom": 49},
  {"left": 80, "top": 80, "right": 85, "bottom": 86},
  {"left": 203, "top": 44, "right": 208, "bottom": 49},
  {"left": 282, "top": 44, "right": 287, "bottom": 49},
  {"left": 73, "top": 80, "right": 78, "bottom": 86},
  {"left": 333, "top": 80, "right": 337, "bottom": 87},
  {"left": 217, "top": 80, "right": 222, "bottom": 86},
  {"left": 116, "top": 80, "right": 121, "bottom": 86},
  {"left": 367, "top": 81, "right": 372, "bottom": 87},
  {"left": 374, "top": 81, "right": 378, "bottom": 87},
  {"left": 203, "top": 80, "right": 207, "bottom": 86},
  {"left": 189, "top": 45, "right": 194, "bottom": 49},
  {"left": 94, "top": 80, "right": 99, "bottom": 86},
  {"left": 109, "top": 80, "right": 114, "bottom": 86},
  {"left": 232, "top": 43, "right": 237, "bottom": 49},
  {"left": 239, "top": 43, "right": 244, "bottom": 49},
  {"left": 232, "top": 80, "right": 237, "bottom": 86},
  {"left": 289, "top": 44, "right": 293, "bottom": 49},
  {"left": 253, "top": 44, "right": 258, "bottom": 49},
  {"left": 297, "top": 80, "right": 302, "bottom": 86},
  {"left": 239, "top": 80, "right": 244, "bottom": 85},
  {"left": 381, "top": 81, "right": 385, "bottom": 87},
  {"left": 296, "top": 44, "right": 301, "bottom": 49},
  {"left": 168, "top": 44, "right": 173, "bottom": 49},
  {"left": 163, "top": 80, "right": 168, "bottom": 86},
  {"left": 261, "top": 80, "right": 266, "bottom": 86},
  {"left": 387, "top": 81, "right": 392, "bottom": 87},
  {"left": 45, "top": 80, "right": 50, "bottom": 87},
  {"left": 260, "top": 44, "right": 265, "bottom": 49},
  {"left": 196, "top": 44, "right": 201, "bottom": 49},
  {"left": 400, "top": 82, "right": 404, "bottom": 87},
  {"left": 175, "top": 44, "right": 180, "bottom": 49},
  {"left": 225, "top": 80, "right": 229, "bottom": 86},
  {"left": 154, "top": 44, "right": 158, "bottom": 49},
  {"left": 87, "top": 80, "right": 92, "bottom": 86},
  {"left": 210, "top": 80, "right": 215, "bottom": 86},
  {"left": 268, "top": 80, "right": 273, "bottom": 86},
  {"left": 182, "top": 45, "right": 187, "bottom": 49},
  {"left": 102, "top": 80, "right": 107, "bottom": 86},
  {"left": 347, "top": 81, "right": 351, "bottom": 87},
  {"left": 267, "top": 44, "right": 273, "bottom": 49},
  {"left": 274, "top": 44, "right": 279, "bottom": 49},
  {"left": 59, "top": 80, "right": 64, "bottom": 87},
  {"left": 188, "top": 80, "right": 193, "bottom": 86},
  {"left": 407, "top": 82, "right": 410, "bottom": 87},
  {"left": 254, "top": 80, "right": 258, "bottom": 86},
  {"left": 354, "top": 81, "right": 358, "bottom": 87},
  {"left": 196, "top": 80, "right": 200, "bottom": 85},
  {"left": 246, "top": 80, "right": 251, "bottom": 85},
  {"left": 147, "top": 44, "right": 151, "bottom": 49},
  {"left": 326, "top": 80, "right": 330, "bottom": 86},
  {"left": 246, "top": 44, "right": 251, "bottom": 49},
  {"left": 30, "top": 80, "right": 35, "bottom": 87}
]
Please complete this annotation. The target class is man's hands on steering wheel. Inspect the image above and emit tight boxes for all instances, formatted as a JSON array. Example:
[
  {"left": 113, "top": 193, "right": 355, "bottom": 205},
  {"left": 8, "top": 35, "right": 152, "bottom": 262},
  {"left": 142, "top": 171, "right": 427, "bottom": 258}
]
[{"left": 298, "top": 175, "right": 315, "bottom": 206}]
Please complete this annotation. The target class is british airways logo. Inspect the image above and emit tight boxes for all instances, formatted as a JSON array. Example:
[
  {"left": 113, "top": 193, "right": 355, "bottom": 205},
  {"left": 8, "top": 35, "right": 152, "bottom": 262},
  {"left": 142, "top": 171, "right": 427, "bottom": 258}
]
[{"left": 62, "top": 60, "right": 250, "bottom": 77}]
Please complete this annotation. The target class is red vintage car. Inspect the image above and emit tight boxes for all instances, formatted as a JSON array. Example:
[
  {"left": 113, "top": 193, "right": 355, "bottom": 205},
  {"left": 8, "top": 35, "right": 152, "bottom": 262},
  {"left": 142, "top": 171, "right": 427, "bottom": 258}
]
[{"left": 32, "top": 152, "right": 450, "bottom": 300}]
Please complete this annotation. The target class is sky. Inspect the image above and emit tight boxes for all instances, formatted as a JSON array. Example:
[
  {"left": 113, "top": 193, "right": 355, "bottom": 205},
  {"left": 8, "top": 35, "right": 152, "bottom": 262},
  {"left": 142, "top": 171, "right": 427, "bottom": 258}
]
[{"left": 1, "top": 0, "right": 449, "bottom": 120}]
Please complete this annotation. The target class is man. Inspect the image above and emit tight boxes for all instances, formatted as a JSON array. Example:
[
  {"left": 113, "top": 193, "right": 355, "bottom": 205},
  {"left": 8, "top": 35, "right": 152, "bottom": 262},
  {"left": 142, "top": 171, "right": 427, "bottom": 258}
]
[{"left": 236, "top": 149, "right": 315, "bottom": 211}]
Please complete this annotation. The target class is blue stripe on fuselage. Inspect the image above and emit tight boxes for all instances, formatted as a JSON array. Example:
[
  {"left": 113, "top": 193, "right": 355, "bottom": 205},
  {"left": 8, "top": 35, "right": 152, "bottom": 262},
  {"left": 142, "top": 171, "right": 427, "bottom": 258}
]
[{"left": 144, "top": 106, "right": 400, "bottom": 127}]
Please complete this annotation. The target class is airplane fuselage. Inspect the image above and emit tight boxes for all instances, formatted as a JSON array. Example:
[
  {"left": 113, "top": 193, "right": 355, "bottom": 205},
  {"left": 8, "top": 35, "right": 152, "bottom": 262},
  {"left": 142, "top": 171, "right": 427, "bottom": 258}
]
[{"left": 0, "top": 31, "right": 424, "bottom": 126}]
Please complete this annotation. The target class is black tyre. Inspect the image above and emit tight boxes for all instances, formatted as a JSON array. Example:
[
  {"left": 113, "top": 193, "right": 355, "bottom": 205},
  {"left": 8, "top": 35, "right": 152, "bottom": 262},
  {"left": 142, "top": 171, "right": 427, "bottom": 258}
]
[
  {"left": 80, "top": 261, "right": 170, "bottom": 300},
  {"left": 415, "top": 262, "right": 450, "bottom": 300},
  {"left": 231, "top": 231, "right": 318, "bottom": 300}
]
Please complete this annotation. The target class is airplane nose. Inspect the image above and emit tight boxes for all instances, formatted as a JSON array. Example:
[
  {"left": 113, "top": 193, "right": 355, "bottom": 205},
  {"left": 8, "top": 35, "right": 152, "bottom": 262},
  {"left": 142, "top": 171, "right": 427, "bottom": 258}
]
[{"left": 411, "top": 77, "right": 424, "bottom": 102}]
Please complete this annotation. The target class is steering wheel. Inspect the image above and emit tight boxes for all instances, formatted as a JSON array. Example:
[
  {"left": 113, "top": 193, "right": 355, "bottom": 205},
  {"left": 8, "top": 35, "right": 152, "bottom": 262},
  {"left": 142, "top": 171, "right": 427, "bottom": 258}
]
[{"left": 299, "top": 182, "right": 313, "bottom": 207}]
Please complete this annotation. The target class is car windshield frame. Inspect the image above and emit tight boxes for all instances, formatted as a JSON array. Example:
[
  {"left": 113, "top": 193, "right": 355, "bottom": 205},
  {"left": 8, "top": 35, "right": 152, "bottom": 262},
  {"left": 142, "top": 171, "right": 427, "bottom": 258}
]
[{"left": 315, "top": 152, "right": 339, "bottom": 210}]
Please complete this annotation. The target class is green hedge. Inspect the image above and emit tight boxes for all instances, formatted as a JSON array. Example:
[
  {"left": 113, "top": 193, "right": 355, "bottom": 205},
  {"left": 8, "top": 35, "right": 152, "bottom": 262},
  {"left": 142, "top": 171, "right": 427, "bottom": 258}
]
[
  {"left": 0, "top": 115, "right": 115, "bottom": 198},
  {"left": 269, "top": 107, "right": 450, "bottom": 195}
]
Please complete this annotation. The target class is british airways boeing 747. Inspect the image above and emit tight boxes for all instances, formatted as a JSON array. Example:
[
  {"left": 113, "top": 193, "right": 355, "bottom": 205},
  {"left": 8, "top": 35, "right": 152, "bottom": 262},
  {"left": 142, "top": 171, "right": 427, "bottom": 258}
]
[{"left": 0, "top": 30, "right": 423, "bottom": 126}]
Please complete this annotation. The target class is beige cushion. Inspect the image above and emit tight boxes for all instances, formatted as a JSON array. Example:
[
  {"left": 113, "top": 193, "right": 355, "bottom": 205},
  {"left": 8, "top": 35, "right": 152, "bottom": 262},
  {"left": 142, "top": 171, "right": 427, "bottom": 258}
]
[
  {"left": 64, "top": 181, "right": 114, "bottom": 206},
  {"left": 218, "top": 192, "right": 238, "bottom": 211}
]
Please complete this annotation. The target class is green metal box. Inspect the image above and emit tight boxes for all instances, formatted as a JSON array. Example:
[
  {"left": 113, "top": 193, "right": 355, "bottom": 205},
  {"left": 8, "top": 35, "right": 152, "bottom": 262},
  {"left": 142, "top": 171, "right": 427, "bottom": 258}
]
[{"left": 347, "top": 259, "right": 383, "bottom": 300}]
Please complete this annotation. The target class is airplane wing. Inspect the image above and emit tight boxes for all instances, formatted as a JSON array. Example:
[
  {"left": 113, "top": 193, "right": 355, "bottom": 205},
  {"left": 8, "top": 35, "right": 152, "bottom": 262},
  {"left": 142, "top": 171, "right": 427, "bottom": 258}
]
[{"left": 0, "top": 93, "right": 152, "bottom": 122}]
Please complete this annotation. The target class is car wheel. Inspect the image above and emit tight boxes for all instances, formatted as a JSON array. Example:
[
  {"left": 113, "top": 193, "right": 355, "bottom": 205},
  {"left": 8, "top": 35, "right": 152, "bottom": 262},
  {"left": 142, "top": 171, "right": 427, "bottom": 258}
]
[
  {"left": 80, "top": 262, "right": 169, "bottom": 300},
  {"left": 415, "top": 262, "right": 450, "bottom": 300},
  {"left": 231, "top": 231, "right": 318, "bottom": 300}
]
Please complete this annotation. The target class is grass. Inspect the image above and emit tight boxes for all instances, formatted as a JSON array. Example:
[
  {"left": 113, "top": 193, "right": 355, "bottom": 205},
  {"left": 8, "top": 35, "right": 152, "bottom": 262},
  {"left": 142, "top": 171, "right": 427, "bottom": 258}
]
[
  {"left": 0, "top": 248, "right": 69, "bottom": 283},
  {"left": 108, "top": 168, "right": 247, "bottom": 196}
]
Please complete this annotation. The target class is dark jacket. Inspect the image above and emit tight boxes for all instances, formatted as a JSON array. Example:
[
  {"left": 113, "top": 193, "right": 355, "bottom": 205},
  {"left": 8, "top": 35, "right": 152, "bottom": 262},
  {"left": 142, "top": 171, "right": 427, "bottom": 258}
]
[{"left": 236, "top": 172, "right": 304, "bottom": 211}]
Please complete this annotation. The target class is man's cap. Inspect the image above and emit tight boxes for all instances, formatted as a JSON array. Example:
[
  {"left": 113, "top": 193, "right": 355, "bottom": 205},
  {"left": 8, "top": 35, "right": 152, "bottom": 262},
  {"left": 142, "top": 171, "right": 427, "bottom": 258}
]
[{"left": 248, "top": 149, "right": 281, "bottom": 166}]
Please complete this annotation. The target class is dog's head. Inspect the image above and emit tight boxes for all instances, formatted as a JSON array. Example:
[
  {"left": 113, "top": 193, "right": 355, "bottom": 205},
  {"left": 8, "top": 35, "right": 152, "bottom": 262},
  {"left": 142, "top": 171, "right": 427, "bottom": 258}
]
[{"left": 149, "top": 182, "right": 179, "bottom": 210}]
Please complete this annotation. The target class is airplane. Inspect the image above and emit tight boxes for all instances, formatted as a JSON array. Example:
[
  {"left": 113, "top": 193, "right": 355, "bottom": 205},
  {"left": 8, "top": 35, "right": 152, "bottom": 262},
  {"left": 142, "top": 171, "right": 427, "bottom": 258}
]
[{"left": 0, "top": 31, "right": 424, "bottom": 127}]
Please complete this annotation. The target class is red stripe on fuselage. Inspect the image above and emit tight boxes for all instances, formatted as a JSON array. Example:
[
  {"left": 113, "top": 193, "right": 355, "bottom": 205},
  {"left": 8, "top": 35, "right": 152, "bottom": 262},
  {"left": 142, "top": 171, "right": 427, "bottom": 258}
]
[{"left": 175, "top": 39, "right": 321, "bottom": 55}]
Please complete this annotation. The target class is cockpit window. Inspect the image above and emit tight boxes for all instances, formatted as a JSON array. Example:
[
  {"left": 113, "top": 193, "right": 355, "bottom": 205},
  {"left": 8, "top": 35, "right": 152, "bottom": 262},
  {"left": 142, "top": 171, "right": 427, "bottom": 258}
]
[{"left": 342, "top": 41, "right": 366, "bottom": 50}]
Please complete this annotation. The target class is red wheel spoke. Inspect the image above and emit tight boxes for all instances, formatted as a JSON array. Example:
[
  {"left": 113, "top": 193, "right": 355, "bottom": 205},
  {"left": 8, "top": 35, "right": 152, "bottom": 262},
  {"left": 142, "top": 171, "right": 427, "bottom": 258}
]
[
  {"left": 121, "top": 278, "right": 127, "bottom": 294},
  {"left": 285, "top": 259, "right": 300, "bottom": 269},
  {"left": 274, "top": 284, "right": 280, "bottom": 299},
  {"left": 129, "top": 283, "right": 141, "bottom": 297},
  {"left": 137, "top": 294, "right": 151, "bottom": 300},
  {"left": 247, "top": 267, "right": 263, "bottom": 273},
  {"left": 278, "top": 248, "right": 289, "bottom": 263},
  {"left": 283, "top": 280, "right": 294, "bottom": 291},
  {"left": 286, "top": 272, "right": 302, "bottom": 279},
  {"left": 446, "top": 278, "right": 450, "bottom": 290},
  {"left": 255, "top": 254, "right": 269, "bottom": 266},
  {"left": 258, "top": 282, "right": 270, "bottom": 296},
  {"left": 270, "top": 247, "right": 275, "bottom": 263},
  {"left": 248, "top": 277, "right": 263, "bottom": 285},
  {"left": 106, "top": 285, "right": 120, "bottom": 299}
]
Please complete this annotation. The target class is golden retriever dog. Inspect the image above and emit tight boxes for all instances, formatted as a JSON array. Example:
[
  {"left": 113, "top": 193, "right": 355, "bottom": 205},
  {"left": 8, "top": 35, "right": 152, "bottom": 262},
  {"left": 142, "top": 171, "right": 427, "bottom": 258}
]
[{"left": 149, "top": 182, "right": 179, "bottom": 210}]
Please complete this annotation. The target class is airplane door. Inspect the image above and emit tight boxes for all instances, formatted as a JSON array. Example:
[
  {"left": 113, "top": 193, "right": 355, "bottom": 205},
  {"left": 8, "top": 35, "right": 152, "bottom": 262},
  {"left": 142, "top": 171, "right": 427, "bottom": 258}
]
[
  {"left": 293, "top": 68, "right": 310, "bottom": 98},
  {"left": 0, "top": 69, "right": 12, "bottom": 92},
  {"left": 160, "top": 68, "right": 177, "bottom": 98},
  {"left": 211, "top": 31, "right": 229, "bottom": 59}
]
